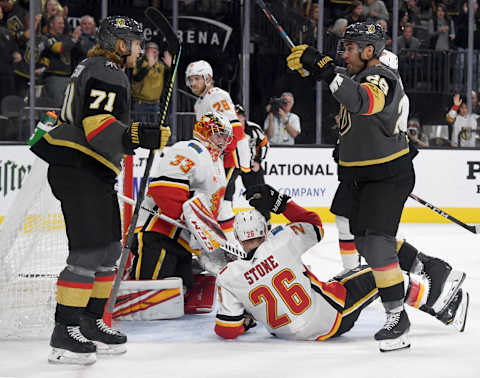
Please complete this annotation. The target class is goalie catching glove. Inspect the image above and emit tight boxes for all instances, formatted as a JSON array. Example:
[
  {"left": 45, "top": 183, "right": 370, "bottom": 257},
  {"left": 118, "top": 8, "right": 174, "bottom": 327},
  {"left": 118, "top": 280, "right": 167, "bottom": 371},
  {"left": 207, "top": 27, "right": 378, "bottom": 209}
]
[
  {"left": 287, "top": 45, "right": 336, "bottom": 83},
  {"left": 123, "top": 122, "right": 171, "bottom": 152},
  {"left": 245, "top": 184, "right": 290, "bottom": 215}
]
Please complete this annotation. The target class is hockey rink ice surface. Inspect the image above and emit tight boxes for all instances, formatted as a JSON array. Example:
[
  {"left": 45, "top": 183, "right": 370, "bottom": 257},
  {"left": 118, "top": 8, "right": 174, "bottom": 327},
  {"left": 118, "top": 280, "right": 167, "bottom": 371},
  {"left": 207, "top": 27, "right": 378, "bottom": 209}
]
[{"left": 1, "top": 223, "right": 479, "bottom": 378}]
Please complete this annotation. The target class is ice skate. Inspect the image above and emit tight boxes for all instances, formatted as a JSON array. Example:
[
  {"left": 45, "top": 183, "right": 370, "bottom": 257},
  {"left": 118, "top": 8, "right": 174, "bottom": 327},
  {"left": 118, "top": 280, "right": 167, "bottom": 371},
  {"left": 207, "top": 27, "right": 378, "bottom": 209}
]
[
  {"left": 436, "top": 289, "right": 469, "bottom": 332},
  {"left": 79, "top": 317, "right": 127, "bottom": 355},
  {"left": 374, "top": 309, "right": 411, "bottom": 352},
  {"left": 417, "top": 253, "right": 466, "bottom": 314},
  {"left": 48, "top": 323, "right": 96, "bottom": 365}
]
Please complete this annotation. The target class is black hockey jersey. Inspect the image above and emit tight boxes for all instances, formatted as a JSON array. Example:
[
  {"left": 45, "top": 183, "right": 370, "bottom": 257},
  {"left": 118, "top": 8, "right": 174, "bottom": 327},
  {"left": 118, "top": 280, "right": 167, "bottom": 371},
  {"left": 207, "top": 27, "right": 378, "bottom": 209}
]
[
  {"left": 330, "top": 63, "right": 410, "bottom": 179},
  {"left": 31, "top": 55, "right": 132, "bottom": 177}
]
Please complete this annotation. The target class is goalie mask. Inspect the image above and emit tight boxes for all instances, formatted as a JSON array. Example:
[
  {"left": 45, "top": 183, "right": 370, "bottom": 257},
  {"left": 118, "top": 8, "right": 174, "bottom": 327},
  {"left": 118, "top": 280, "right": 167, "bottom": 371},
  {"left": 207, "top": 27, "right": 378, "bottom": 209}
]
[
  {"left": 234, "top": 209, "right": 268, "bottom": 242},
  {"left": 186, "top": 60, "right": 213, "bottom": 89},
  {"left": 193, "top": 112, "right": 233, "bottom": 161}
]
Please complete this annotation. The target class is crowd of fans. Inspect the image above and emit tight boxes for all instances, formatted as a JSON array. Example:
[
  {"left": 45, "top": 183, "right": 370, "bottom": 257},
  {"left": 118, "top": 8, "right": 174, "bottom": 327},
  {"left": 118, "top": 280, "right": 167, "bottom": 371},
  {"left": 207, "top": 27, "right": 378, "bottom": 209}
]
[{"left": 0, "top": 0, "right": 478, "bottom": 147}]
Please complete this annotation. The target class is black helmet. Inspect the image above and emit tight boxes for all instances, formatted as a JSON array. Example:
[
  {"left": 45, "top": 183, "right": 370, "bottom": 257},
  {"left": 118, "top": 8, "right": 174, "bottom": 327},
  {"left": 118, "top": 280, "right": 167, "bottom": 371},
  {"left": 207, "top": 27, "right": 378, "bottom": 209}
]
[
  {"left": 97, "top": 16, "right": 144, "bottom": 54},
  {"left": 235, "top": 104, "right": 245, "bottom": 115},
  {"left": 341, "top": 22, "right": 385, "bottom": 58}
]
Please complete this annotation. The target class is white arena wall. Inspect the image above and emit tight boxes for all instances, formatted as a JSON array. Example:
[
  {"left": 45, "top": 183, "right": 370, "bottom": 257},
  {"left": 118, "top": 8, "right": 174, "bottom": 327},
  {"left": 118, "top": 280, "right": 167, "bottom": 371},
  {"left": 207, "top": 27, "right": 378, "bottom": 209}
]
[{"left": 0, "top": 145, "right": 479, "bottom": 226}]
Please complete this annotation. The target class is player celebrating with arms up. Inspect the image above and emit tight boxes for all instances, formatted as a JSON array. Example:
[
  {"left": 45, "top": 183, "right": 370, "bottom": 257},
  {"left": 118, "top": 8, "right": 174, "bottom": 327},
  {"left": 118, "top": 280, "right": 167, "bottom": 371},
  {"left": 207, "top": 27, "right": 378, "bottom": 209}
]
[
  {"left": 31, "top": 16, "right": 171, "bottom": 365},
  {"left": 186, "top": 60, "right": 251, "bottom": 241},
  {"left": 287, "top": 22, "right": 420, "bottom": 351},
  {"left": 214, "top": 185, "right": 468, "bottom": 346}
]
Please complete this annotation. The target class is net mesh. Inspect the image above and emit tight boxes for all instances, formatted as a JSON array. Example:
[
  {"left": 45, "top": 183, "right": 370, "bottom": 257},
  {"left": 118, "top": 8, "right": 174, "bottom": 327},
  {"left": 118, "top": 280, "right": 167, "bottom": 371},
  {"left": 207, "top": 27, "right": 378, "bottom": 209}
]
[
  {"left": 0, "top": 158, "right": 127, "bottom": 339},
  {"left": 0, "top": 159, "right": 67, "bottom": 338}
]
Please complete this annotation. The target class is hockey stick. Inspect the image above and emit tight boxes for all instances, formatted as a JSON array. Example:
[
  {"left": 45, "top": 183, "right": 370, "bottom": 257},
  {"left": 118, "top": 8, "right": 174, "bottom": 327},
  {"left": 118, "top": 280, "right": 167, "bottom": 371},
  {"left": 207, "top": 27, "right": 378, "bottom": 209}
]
[
  {"left": 255, "top": 0, "right": 309, "bottom": 76},
  {"left": 107, "top": 8, "right": 182, "bottom": 314},
  {"left": 117, "top": 193, "right": 247, "bottom": 259},
  {"left": 409, "top": 193, "right": 480, "bottom": 235}
]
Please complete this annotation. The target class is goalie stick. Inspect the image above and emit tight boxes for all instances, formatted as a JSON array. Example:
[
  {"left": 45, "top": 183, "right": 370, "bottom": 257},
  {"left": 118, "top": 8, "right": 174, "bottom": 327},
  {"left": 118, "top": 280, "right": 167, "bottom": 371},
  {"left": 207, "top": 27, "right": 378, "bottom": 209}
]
[
  {"left": 107, "top": 8, "right": 182, "bottom": 314},
  {"left": 116, "top": 193, "right": 247, "bottom": 259},
  {"left": 409, "top": 193, "right": 480, "bottom": 235}
]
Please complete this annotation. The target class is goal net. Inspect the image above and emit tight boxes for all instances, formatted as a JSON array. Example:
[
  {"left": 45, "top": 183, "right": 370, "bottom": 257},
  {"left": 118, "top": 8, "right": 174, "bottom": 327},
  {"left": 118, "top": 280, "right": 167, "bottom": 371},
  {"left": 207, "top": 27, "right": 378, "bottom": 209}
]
[{"left": 0, "top": 156, "right": 132, "bottom": 339}]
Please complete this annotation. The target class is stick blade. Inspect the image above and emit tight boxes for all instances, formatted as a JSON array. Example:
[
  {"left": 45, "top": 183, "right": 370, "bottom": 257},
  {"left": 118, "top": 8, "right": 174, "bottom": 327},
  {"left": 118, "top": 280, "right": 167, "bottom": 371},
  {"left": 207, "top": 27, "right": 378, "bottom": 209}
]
[{"left": 144, "top": 7, "right": 180, "bottom": 54}]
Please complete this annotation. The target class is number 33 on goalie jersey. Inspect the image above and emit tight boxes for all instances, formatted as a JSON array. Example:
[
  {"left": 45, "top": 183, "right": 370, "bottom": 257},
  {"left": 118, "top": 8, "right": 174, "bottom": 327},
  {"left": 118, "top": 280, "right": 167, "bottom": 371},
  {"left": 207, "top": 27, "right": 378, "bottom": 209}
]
[
  {"left": 215, "top": 219, "right": 347, "bottom": 341},
  {"left": 137, "top": 139, "right": 226, "bottom": 246}
]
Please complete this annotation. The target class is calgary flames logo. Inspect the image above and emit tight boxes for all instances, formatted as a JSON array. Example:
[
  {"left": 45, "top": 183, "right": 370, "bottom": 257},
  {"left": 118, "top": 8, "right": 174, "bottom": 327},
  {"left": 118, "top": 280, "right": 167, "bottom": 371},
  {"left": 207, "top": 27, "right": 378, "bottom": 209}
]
[{"left": 210, "top": 187, "right": 226, "bottom": 218}]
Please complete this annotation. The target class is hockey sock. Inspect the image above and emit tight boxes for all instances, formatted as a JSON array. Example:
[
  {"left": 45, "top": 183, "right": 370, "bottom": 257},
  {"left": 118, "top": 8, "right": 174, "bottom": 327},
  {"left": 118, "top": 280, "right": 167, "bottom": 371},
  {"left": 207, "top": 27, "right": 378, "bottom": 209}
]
[
  {"left": 396, "top": 240, "right": 420, "bottom": 272},
  {"left": 84, "top": 271, "right": 115, "bottom": 319},
  {"left": 55, "top": 267, "right": 94, "bottom": 325},
  {"left": 336, "top": 216, "right": 360, "bottom": 269}
]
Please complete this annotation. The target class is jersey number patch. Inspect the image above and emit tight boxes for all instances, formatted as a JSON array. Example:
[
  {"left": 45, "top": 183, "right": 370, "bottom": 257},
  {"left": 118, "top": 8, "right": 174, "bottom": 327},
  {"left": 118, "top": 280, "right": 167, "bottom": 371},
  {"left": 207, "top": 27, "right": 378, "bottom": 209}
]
[
  {"left": 249, "top": 268, "right": 311, "bottom": 329},
  {"left": 170, "top": 154, "right": 195, "bottom": 173},
  {"left": 89, "top": 89, "right": 117, "bottom": 112},
  {"left": 212, "top": 100, "right": 231, "bottom": 113}
]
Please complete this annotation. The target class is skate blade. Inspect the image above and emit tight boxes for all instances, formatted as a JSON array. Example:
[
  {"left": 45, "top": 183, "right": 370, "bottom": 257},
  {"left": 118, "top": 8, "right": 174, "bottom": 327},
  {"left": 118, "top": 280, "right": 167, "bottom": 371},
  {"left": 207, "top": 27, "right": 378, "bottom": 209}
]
[
  {"left": 378, "top": 334, "right": 411, "bottom": 352},
  {"left": 432, "top": 270, "right": 466, "bottom": 314},
  {"left": 94, "top": 341, "right": 127, "bottom": 355},
  {"left": 451, "top": 291, "right": 469, "bottom": 332},
  {"left": 48, "top": 348, "right": 96, "bottom": 365}
]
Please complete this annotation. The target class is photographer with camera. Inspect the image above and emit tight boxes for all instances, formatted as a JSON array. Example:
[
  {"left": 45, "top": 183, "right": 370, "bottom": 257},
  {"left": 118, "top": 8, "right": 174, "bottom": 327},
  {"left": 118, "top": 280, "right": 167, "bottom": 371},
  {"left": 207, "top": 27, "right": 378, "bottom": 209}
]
[
  {"left": 264, "top": 92, "right": 301, "bottom": 145},
  {"left": 407, "top": 117, "right": 429, "bottom": 148}
]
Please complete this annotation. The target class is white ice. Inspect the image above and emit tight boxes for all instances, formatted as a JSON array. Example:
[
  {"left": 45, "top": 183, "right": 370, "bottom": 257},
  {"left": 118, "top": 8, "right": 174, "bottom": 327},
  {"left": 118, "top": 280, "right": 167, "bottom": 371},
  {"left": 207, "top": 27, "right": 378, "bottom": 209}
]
[{"left": 1, "top": 223, "right": 479, "bottom": 378}]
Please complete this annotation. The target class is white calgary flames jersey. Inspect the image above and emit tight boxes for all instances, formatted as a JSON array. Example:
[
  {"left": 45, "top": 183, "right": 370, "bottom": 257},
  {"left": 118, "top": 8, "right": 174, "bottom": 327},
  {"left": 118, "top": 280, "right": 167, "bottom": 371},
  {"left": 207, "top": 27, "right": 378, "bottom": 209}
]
[
  {"left": 137, "top": 139, "right": 226, "bottom": 253},
  {"left": 194, "top": 86, "right": 251, "bottom": 171},
  {"left": 215, "top": 209, "right": 347, "bottom": 341}
]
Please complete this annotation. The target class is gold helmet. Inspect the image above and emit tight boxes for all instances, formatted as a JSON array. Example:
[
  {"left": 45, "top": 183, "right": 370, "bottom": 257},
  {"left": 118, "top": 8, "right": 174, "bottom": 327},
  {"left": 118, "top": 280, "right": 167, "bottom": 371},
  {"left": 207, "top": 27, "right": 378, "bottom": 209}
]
[{"left": 193, "top": 112, "right": 233, "bottom": 161}]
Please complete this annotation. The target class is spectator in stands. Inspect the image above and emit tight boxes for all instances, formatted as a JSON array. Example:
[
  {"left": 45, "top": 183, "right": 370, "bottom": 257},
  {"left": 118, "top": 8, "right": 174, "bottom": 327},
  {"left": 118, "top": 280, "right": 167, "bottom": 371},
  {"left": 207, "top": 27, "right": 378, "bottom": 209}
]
[
  {"left": 447, "top": 95, "right": 478, "bottom": 147},
  {"left": 345, "top": 1, "right": 366, "bottom": 26},
  {"left": 264, "top": 92, "right": 301, "bottom": 145},
  {"left": 3, "top": 0, "right": 41, "bottom": 98},
  {"left": 131, "top": 41, "right": 172, "bottom": 123},
  {"left": 455, "top": 1, "right": 480, "bottom": 90},
  {"left": 398, "top": 23, "right": 421, "bottom": 52},
  {"left": 299, "top": 2, "right": 320, "bottom": 45},
  {"left": 362, "top": 0, "right": 389, "bottom": 23},
  {"left": 428, "top": 3, "right": 455, "bottom": 51},
  {"left": 71, "top": 15, "right": 96, "bottom": 69},
  {"left": 324, "top": 18, "right": 348, "bottom": 58},
  {"left": 377, "top": 19, "right": 392, "bottom": 48},
  {"left": 398, "top": 23, "right": 422, "bottom": 83},
  {"left": 40, "top": 0, "right": 70, "bottom": 36},
  {"left": 407, "top": 117, "right": 429, "bottom": 148},
  {"left": 38, "top": 14, "right": 77, "bottom": 108},
  {"left": 0, "top": 6, "right": 21, "bottom": 105},
  {"left": 401, "top": 0, "right": 421, "bottom": 27}
]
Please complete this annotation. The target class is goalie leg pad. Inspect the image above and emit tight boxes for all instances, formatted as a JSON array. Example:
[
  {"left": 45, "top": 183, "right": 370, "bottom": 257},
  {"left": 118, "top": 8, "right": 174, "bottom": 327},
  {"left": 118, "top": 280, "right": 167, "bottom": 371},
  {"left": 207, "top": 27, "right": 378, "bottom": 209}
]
[
  {"left": 113, "top": 278, "right": 184, "bottom": 320},
  {"left": 184, "top": 274, "right": 217, "bottom": 314}
]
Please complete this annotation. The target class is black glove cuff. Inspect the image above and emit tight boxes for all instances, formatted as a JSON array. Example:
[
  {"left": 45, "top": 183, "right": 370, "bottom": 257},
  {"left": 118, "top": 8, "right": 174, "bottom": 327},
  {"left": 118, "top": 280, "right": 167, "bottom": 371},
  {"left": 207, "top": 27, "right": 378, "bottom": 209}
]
[
  {"left": 300, "top": 46, "right": 319, "bottom": 70},
  {"left": 271, "top": 193, "right": 290, "bottom": 214}
]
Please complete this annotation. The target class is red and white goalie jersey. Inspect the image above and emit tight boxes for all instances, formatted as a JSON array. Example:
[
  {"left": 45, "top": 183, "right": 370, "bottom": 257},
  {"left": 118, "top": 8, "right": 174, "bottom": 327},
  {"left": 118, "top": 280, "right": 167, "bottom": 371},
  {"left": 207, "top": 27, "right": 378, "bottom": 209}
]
[
  {"left": 194, "top": 87, "right": 251, "bottom": 172},
  {"left": 137, "top": 139, "right": 226, "bottom": 252},
  {"left": 215, "top": 202, "right": 348, "bottom": 341}
]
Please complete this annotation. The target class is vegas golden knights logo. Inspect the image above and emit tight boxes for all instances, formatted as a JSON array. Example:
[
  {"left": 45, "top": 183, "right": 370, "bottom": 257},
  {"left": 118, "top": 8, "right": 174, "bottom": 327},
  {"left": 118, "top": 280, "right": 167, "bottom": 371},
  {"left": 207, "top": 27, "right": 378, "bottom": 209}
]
[{"left": 338, "top": 104, "right": 352, "bottom": 136}]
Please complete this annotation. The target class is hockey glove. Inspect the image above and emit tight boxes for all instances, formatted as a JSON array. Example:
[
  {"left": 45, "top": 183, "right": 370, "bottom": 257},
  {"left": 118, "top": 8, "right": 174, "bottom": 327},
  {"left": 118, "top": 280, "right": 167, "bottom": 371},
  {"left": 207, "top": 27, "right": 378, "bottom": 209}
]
[
  {"left": 245, "top": 184, "right": 290, "bottom": 214},
  {"left": 287, "top": 45, "right": 336, "bottom": 84},
  {"left": 243, "top": 311, "right": 257, "bottom": 333},
  {"left": 123, "top": 122, "right": 171, "bottom": 151}
]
